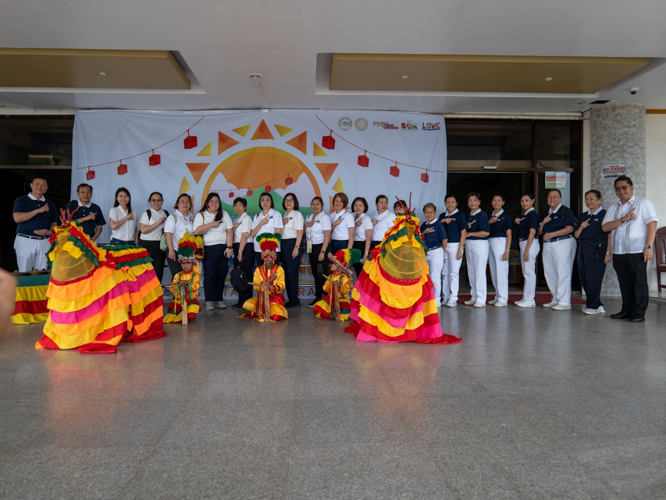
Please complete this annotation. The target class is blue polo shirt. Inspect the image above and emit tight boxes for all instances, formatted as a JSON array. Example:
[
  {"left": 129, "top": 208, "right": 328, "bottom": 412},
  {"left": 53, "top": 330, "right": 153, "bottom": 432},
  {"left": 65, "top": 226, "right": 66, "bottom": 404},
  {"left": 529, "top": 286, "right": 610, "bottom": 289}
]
[
  {"left": 576, "top": 208, "right": 608, "bottom": 244},
  {"left": 517, "top": 209, "right": 539, "bottom": 240},
  {"left": 65, "top": 200, "right": 106, "bottom": 238},
  {"left": 466, "top": 210, "right": 490, "bottom": 241},
  {"left": 541, "top": 205, "right": 576, "bottom": 237},
  {"left": 488, "top": 210, "right": 512, "bottom": 238},
  {"left": 13, "top": 194, "right": 59, "bottom": 236},
  {"left": 438, "top": 210, "right": 467, "bottom": 243},
  {"left": 420, "top": 219, "right": 447, "bottom": 250}
]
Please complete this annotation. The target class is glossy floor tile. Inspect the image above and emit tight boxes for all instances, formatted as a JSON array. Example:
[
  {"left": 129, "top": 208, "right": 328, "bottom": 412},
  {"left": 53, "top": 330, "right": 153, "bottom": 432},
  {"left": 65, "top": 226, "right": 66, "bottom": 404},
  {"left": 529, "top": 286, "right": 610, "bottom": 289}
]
[{"left": 0, "top": 295, "right": 665, "bottom": 499}]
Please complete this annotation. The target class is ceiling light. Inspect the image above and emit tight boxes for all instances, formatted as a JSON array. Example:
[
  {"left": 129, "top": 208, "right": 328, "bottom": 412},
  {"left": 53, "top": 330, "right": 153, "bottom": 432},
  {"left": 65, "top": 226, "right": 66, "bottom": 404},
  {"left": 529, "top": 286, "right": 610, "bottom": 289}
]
[
  {"left": 544, "top": 77, "right": 553, "bottom": 81},
  {"left": 401, "top": 75, "right": 409, "bottom": 80},
  {"left": 99, "top": 72, "right": 107, "bottom": 77},
  {"left": 249, "top": 73, "right": 262, "bottom": 88}
]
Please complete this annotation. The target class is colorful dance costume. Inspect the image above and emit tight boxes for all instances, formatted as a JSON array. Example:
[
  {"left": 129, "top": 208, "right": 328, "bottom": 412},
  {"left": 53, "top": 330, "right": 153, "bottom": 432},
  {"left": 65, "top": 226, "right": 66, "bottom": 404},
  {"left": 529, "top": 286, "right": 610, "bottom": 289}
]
[
  {"left": 313, "top": 248, "right": 361, "bottom": 321},
  {"left": 36, "top": 208, "right": 166, "bottom": 354},
  {"left": 240, "top": 233, "right": 288, "bottom": 322},
  {"left": 164, "top": 233, "right": 203, "bottom": 323},
  {"left": 345, "top": 205, "right": 462, "bottom": 345}
]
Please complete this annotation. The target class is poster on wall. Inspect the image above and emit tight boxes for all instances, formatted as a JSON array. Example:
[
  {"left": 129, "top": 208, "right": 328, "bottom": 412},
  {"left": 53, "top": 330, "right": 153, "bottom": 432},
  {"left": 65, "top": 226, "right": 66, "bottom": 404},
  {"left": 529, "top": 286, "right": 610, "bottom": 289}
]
[
  {"left": 72, "top": 109, "right": 447, "bottom": 299},
  {"left": 545, "top": 171, "right": 567, "bottom": 189},
  {"left": 601, "top": 162, "right": 627, "bottom": 180}
]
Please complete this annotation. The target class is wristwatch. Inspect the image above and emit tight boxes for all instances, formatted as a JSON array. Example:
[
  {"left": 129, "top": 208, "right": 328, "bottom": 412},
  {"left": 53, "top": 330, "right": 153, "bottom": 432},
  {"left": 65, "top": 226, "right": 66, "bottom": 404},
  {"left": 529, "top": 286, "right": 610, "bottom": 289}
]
[{"left": 645, "top": 245, "right": 653, "bottom": 249}]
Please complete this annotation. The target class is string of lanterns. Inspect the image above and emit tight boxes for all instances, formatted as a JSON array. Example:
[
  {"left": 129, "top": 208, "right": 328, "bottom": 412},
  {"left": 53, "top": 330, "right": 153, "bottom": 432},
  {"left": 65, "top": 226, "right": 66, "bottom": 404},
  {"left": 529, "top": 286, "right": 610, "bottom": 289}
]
[
  {"left": 212, "top": 167, "right": 299, "bottom": 199},
  {"left": 315, "top": 115, "right": 442, "bottom": 183},
  {"left": 80, "top": 116, "right": 206, "bottom": 180}
]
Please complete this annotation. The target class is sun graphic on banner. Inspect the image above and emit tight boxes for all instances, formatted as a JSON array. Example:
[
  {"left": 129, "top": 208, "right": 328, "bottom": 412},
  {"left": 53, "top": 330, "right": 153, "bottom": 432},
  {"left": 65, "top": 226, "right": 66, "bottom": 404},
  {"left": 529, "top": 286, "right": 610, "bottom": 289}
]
[{"left": 178, "top": 119, "right": 343, "bottom": 216}]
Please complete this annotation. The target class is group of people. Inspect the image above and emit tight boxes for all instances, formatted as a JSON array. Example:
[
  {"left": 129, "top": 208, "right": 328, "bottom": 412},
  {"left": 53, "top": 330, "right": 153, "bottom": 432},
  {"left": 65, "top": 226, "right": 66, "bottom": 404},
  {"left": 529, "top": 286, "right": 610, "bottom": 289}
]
[{"left": 12, "top": 175, "right": 658, "bottom": 324}]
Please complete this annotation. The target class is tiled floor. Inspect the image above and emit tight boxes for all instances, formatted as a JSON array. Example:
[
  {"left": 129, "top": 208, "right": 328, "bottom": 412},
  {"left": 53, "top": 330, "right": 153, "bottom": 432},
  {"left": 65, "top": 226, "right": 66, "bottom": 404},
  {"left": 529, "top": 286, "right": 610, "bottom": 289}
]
[{"left": 1, "top": 296, "right": 665, "bottom": 499}]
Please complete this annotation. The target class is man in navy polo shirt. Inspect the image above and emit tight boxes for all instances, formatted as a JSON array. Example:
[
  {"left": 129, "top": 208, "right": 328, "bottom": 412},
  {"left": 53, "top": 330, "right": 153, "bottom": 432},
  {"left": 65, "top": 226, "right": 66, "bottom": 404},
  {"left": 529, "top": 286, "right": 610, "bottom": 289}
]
[
  {"left": 64, "top": 183, "right": 106, "bottom": 241},
  {"left": 12, "top": 177, "right": 59, "bottom": 272}
]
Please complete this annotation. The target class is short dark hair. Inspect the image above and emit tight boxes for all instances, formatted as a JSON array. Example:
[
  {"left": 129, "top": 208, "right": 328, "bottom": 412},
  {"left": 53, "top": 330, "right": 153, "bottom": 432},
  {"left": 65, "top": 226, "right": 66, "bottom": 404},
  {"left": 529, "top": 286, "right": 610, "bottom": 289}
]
[
  {"left": 233, "top": 197, "right": 247, "bottom": 209},
  {"left": 614, "top": 175, "right": 633, "bottom": 187},
  {"left": 491, "top": 192, "right": 504, "bottom": 202},
  {"left": 173, "top": 193, "right": 192, "bottom": 210},
  {"left": 467, "top": 191, "right": 481, "bottom": 201},
  {"left": 394, "top": 199, "right": 406, "bottom": 209},
  {"left": 548, "top": 189, "right": 562, "bottom": 198},
  {"left": 351, "top": 197, "right": 368, "bottom": 213},
  {"left": 282, "top": 192, "right": 300, "bottom": 211},
  {"left": 333, "top": 192, "right": 348, "bottom": 209},
  {"left": 521, "top": 192, "right": 534, "bottom": 200},
  {"left": 148, "top": 191, "right": 163, "bottom": 202},
  {"left": 114, "top": 187, "right": 132, "bottom": 212},
  {"left": 259, "top": 192, "right": 274, "bottom": 210},
  {"left": 201, "top": 192, "right": 223, "bottom": 221},
  {"left": 375, "top": 194, "right": 388, "bottom": 204},
  {"left": 77, "top": 183, "right": 93, "bottom": 193},
  {"left": 31, "top": 176, "right": 47, "bottom": 185},
  {"left": 585, "top": 189, "right": 602, "bottom": 200},
  {"left": 444, "top": 193, "right": 457, "bottom": 202},
  {"left": 311, "top": 196, "right": 324, "bottom": 207}
]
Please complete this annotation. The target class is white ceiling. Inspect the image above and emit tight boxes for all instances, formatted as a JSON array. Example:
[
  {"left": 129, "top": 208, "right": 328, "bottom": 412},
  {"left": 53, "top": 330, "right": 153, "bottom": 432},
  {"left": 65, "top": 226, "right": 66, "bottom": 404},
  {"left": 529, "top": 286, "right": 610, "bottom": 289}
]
[{"left": 1, "top": 0, "right": 666, "bottom": 115}]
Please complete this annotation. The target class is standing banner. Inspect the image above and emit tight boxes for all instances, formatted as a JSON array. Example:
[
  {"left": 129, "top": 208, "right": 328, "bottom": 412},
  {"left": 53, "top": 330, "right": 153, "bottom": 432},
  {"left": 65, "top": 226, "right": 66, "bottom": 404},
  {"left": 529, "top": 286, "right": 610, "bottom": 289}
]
[{"left": 72, "top": 109, "right": 446, "bottom": 299}]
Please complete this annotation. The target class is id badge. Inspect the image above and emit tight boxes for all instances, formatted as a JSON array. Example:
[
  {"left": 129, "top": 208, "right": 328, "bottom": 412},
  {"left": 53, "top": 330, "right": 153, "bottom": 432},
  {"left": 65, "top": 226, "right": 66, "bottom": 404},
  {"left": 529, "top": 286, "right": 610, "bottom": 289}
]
[{"left": 307, "top": 241, "right": 313, "bottom": 253}]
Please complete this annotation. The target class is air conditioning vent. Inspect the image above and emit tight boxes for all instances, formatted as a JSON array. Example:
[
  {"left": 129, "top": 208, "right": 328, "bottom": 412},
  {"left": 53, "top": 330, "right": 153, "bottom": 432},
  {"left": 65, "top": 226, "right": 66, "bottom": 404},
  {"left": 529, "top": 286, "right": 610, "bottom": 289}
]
[{"left": 588, "top": 100, "right": 610, "bottom": 105}]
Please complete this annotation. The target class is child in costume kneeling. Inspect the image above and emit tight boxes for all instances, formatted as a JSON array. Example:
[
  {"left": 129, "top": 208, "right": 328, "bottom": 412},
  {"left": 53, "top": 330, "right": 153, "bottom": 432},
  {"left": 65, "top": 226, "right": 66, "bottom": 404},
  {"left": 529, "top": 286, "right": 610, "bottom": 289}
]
[
  {"left": 164, "top": 233, "right": 203, "bottom": 324},
  {"left": 240, "top": 233, "right": 288, "bottom": 322},
  {"left": 313, "top": 248, "right": 361, "bottom": 321}
]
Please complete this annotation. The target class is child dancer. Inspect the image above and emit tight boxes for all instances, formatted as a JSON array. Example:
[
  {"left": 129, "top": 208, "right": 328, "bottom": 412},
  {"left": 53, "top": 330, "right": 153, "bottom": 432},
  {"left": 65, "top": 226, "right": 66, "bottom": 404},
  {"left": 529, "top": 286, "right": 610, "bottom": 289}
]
[
  {"left": 240, "top": 233, "right": 288, "bottom": 321},
  {"left": 313, "top": 248, "right": 360, "bottom": 321},
  {"left": 164, "top": 233, "right": 203, "bottom": 323}
]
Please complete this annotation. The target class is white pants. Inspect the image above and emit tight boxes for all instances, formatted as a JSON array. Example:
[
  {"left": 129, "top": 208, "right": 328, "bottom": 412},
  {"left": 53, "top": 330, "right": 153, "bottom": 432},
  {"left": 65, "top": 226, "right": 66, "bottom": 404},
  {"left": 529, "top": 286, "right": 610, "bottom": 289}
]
[
  {"left": 441, "top": 242, "right": 463, "bottom": 304},
  {"left": 14, "top": 235, "right": 50, "bottom": 272},
  {"left": 426, "top": 247, "right": 444, "bottom": 302},
  {"left": 488, "top": 237, "right": 509, "bottom": 304},
  {"left": 542, "top": 237, "right": 575, "bottom": 306},
  {"left": 466, "top": 239, "right": 489, "bottom": 303},
  {"left": 519, "top": 239, "right": 540, "bottom": 301}
]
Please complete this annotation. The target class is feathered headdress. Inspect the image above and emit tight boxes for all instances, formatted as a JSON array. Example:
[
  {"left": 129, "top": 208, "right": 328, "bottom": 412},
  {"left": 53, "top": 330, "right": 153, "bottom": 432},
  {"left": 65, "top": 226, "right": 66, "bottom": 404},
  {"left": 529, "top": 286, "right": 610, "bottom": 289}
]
[
  {"left": 329, "top": 248, "right": 362, "bottom": 276},
  {"left": 177, "top": 233, "right": 204, "bottom": 263},
  {"left": 257, "top": 233, "right": 281, "bottom": 259}
]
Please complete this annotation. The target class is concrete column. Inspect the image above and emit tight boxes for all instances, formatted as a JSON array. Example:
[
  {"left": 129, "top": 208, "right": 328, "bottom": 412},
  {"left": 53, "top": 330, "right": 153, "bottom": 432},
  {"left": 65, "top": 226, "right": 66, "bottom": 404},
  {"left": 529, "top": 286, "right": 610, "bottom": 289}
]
[{"left": 589, "top": 104, "right": 646, "bottom": 296}]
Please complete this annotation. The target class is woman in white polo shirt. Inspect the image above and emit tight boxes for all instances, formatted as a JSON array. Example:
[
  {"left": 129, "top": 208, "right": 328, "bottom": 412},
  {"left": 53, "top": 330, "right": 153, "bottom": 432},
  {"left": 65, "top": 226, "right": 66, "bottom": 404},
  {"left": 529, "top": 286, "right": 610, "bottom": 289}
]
[
  {"left": 303, "top": 196, "right": 332, "bottom": 307},
  {"left": 194, "top": 193, "right": 234, "bottom": 311},
  {"left": 371, "top": 194, "right": 397, "bottom": 247},
  {"left": 281, "top": 192, "right": 305, "bottom": 308},
  {"left": 250, "top": 192, "right": 283, "bottom": 267},
  {"left": 164, "top": 193, "right": 195, "bottom": 280},
  {"left": 329, "top": 192, "right": 355, "bottom": 254},
  {"left": 351, "top": 196, "right": 373, "bottom": 278},
  {"left": 108, "top": 187, "right": 138, "bottom": 246},
  {"left": 139, "top": 191, "right": 168, "bottom": 284},
  {"left": 231, "top": 197, "right": 255, "bottom": 309}
]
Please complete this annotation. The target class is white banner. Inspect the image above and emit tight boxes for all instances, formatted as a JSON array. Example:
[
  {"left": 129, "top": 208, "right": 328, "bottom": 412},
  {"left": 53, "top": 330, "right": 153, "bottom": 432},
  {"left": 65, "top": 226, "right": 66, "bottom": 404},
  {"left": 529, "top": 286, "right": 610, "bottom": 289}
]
[{"left": 73, "top": 109, "right": 447, "bottom": 299}]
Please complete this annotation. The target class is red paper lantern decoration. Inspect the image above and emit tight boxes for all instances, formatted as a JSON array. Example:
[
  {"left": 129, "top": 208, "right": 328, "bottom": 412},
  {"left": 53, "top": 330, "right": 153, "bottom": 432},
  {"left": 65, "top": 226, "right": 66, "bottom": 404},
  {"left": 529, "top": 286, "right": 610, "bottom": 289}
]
[
  {"left": 246, "top": 189, "right": 253, "bottom": 196},
  {"left": 229, "top": 191, "right": 235, "bottom": 198},
  {"left": 149, "top": 150, "right": 161, "bottom": 166},
  {"left": 265, "top": 185, "right": 271, "bottom": 193},
  {"left": 86, "top": 168, "right": 95, "bottom": 180},
  {"left": 358, "top": 152, "right": 369, "bottom": 167},
  {"left": 420, "top": 171, "right": 429, "bottom": 183},
  {"left": 285, "top": 175, "right": 294, "bottom": 186},
  {"left": 184, "top": 132, "right": 198, "bottom": 149},
  {"left": 322, "top": 132, "right": 335, "bottom": 149},
  {"left": 390, "top": 164, "right": 400, "bottom": 177},
  {"left": 118, "top": 162, "right": 128, "bottom": 176}
]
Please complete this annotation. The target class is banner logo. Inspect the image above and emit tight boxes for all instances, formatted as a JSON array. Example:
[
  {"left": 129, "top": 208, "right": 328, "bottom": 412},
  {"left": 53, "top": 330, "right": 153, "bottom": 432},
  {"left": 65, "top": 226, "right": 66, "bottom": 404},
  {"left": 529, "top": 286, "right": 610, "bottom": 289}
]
[
  {"left": 354, "top": 117, "right": 368, "bottom": 131},
  {"left": 338, "top": 117, "right": 352, "bottom": 131},
  {"left": 422, "top": 122, "right": 441, "bottom": 131},
  {"left": 401, "top": 122, "right": 418, "bottom": 131}
]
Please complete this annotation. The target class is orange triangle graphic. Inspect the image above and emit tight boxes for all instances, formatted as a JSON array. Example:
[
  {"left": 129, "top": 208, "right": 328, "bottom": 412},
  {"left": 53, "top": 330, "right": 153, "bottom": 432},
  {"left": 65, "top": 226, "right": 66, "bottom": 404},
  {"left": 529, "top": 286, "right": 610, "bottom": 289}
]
[
  {"left": 218, "top": 132, "right": 239, "bottom": 155},
  {"left": 329, "top": 196, "right": 334, "bottom": 214},
  {"left": 197, "top": 143, "right": 211, "bottom": 156},
  {"left": 313, "top": 142, "right": 327, "bottom": 157},
  {"left": 233, "top": 125, "right": 251, "bottom": 137},
  {"left": 314, "top": 163, "right": 338, "bottom": 184},
  {"left": 186, "top": 163, "right": 210, "bottom": 184},
  {"left": 179, "top": 176, "right": 192, "bottom": 194},
  {"left": 274, "top": 124, "right": 293, "bottom": 137},
  {"left": 285, "top": 131, "right": 307, "bottom": 155},
  {"left": 250, "top": 120, "right": 275, "bottom": 141},
  {"left": 332, "top": 177, "right": 344, "bottom": 193},
  {"left": 191, "top": 195, "right": 197, "bottom": 212}
]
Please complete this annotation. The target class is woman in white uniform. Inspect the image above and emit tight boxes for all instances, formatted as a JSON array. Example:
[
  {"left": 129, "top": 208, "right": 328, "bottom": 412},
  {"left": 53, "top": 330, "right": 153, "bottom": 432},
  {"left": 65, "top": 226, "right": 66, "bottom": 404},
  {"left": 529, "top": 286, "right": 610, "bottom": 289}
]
[
  {"left": 514, "top": 193, "right": 540, "bottom": 308},
  {"left": 329, "top": 192, "right": 355, "bottom": 254},
  {"left": 351, "top": 197, "right": 373, "bottom": 278},
  {"left": 108, "top": 187, "right": 138, "bottom": 245},
  {"left": 464, "top": 192, "right": 490, "bottom": 308},
  {"left": 371, "top": 195, "right": 396, "bottom": 248},
  {"left": 231, "top": 197, "right": 254, "bottom": 308},
  {"left": 139, "top": 191, "right": 168, "bottom": 284},
  {"left": 439, "top": 194, "right": 467, "bottom": 307},
  {"left": 487, "top": 193, "right": 512, "bottom": 308},
  {"left": 303, "top": 196, "right": 332, "bottom": 306},
  {"left": 280, "top": 192, "right": 305, "bottom": 308},
  {"left": 250, "top": 192, "right": 283, "bottom": 267},
  {"left": 164, "top": 193, "right": 195, "bottom": 280}
]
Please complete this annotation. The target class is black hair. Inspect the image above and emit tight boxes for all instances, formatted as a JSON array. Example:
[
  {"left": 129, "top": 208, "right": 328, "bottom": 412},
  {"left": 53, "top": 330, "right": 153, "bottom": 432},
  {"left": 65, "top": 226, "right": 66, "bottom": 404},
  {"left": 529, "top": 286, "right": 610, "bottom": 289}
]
[
  {"left": 77, "top": 183, "right": 93, "bottom": 193},
  {"left": 585, "top": 189, "right": 602, "bottom": 200},
  {"left": 547, "top": 189, "right": 562, "bottom": 198},
  {"left": 375, "top": 194, "right": 388, "bottom": 204},
  {"left": 259, "top": 192, "right": 275, "bottom": 210},
  {"left": 444, "top": 193, "right": 457, "bottom": 202},
  {"left": 491, "top": 192, "right": 505, "bottom": 202},
  {"left": 334, "top": 192, "right": 349, "bottom": 209},
  {"left": 352, "top": 197, "right": 368, "bottom": 213},
  {"left": 614, "top": 175, "right": 633, "bottom": 187},
  {"left": 467, "top": 191, "right": 481, "bottom": 201},
  {"left": 173, "top": 193, "right": 192, "bottom": 211},
  {"left": 521, "top": 192, "right": 535, "bottom": 200},
  {"left": 310, "top": 196, "right": 324, "bottom": 210},
  {"left": 114, "top": 187, "right": 132, "bottom": 212},
  {"left": 200, "top": 192, "right": 223, "bottom": 221},
  {"left": 233, "top": 197, "right": 247, "bottom": 209},
  {"left": 394, "top": 199, "right": 406, "bottom": 209},
  {"left": 282, "top": 192, "right": 300, "bottom": 211},
  {"left": 148, "top": 191, "right": 163, "bottom": 202}
]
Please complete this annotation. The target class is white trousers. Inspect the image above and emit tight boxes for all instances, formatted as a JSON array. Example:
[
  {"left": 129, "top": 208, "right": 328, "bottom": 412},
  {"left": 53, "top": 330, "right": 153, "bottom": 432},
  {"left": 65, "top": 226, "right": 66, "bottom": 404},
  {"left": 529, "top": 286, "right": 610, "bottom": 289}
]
[
  {"left": 488, "top": 237, "right": 509, "bottom": 304},
  {"left": 519, "top": 239, "right": 540, "bottom": 301},
  {"left": 441, "top": 242, "right": 462, "bottom": 304},
  {"left": 542, "top": 237, "right": 575, "bottom": 306},
  {"left": 466, "top": 239, "right": 489, "bottom": 303},
  {"left": 426, "top": 247, "right": 444, "bottom": 302},
  {"left": 14, "top": 235, "right": 50, "bottom": 272}
]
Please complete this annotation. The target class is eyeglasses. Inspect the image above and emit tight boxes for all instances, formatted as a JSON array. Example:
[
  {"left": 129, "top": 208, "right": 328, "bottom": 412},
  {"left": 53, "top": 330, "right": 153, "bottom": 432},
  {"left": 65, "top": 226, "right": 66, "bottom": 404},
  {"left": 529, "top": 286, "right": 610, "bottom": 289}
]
[{"left": 285, "top": 198, "right": 294, "bottom": 202}]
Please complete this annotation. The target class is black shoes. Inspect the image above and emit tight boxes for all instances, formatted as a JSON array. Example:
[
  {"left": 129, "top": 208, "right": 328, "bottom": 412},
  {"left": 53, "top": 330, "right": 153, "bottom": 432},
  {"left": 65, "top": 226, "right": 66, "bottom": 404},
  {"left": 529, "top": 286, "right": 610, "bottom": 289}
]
[
  {"left": 231, "top": 303, "right": 243, "bottom": 309},
  {"left": 308, "top": 299, "right": 320, "bottom": 308},
  {"left": 610, "top": 312, "right": 631, "bottom": 319},
  {"left": 629, "top": 315, "right": 645, "bottom": 323},
  {"left": 285, "top": 301, "right": 300, "bottom": 309},
  {"left": 611, "top": 311, "right": 645, "bottom": 322}
]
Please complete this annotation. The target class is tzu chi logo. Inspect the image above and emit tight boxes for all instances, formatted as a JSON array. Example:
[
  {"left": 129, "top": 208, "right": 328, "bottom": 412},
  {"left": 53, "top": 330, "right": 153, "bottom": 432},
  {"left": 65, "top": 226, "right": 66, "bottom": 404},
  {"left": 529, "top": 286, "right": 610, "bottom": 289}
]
[
  {"left": 338, "top": 117, "right": 352, "bottom": 131},
  {"left": 355, "top": 117, "right": 369, "bottom": 131}
]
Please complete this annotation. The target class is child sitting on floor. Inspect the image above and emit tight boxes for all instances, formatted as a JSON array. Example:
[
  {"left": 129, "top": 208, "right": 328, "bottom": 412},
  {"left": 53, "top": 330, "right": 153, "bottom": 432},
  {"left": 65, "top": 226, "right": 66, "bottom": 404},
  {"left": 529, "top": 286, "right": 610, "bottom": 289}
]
[
  {"left": 164, "top": 233, "right": 203, "bottom": 324},
  {"left": 313, "top": 248, "right": 360, "bottom": 321}
]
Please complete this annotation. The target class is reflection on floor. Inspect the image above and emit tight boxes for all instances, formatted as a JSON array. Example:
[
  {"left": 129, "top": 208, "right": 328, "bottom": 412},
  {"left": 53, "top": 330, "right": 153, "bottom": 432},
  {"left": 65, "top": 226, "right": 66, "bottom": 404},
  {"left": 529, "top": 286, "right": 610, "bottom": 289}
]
[{"left": 0, "top": 297, "right": 665, "bottom": 499}]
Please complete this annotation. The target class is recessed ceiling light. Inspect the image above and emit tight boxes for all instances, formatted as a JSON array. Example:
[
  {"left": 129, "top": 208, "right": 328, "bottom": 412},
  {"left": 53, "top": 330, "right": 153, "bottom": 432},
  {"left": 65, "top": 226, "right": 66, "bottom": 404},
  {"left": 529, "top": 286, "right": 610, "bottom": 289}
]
[
  {"left": 402, "top": 75, "right": 409, "bottom": 80},
  {"left": 545, "top": 77, "right": 553, "bottom": 82},
  {"left": 99, "top": 72, "right": 107, "bottom": 76}
]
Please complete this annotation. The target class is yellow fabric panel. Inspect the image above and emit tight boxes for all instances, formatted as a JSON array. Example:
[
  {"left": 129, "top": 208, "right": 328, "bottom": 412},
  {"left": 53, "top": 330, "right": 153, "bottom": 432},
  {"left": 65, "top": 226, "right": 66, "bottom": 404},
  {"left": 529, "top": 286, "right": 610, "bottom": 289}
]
[
  {"left": 44, "top": 307, "right": 130, "bottom": 339},
  {"left": 47, "top": 264, "right": 154, "bottom": 302},
  {"left": 163, "top": 302, "right": 200, "bottom": 323},
  {"left": 362, "top": 261, "right": 428, "bottom": 308},
  {"left": 357, "top": 306, "right": 424, "bottom": 337},
  {"left": 12, "top": 312, "right": 49, "bottom": 325},
  {"left": 15, "top": 284, "right": 49, "bottom": 302}
]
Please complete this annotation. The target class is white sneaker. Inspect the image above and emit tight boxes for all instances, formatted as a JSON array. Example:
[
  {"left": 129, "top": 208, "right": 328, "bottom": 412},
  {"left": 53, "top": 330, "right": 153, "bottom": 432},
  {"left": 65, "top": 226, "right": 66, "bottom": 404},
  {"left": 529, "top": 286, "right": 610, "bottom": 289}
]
[
  {"left": 205, "top": 301, "right": 216, "bottom": 311},
  {"left": 464, "top": 299, "right": 476, "bottom": 306},
  {"left": 516, "top": 300, "right": 536, "bottom": 308},
  {"left": 445, "top": 301, "right": 457, "bottom": 308},
  {"left": 543, "top": 300, "right": 558, "bottom": 308},
  {"left": 583, "top": 308, "right": 598, "bottom": 315},
  {"left": 473, "top": 301, "right": 486, "bottom": 308},
  {"left": 215, "top": 301, "right": 226, "bottom": 309},
  {"left": 552, "top": 304, "right": 572, "bottom": 311},
  {"left": 596, "top": 306, "right": 606, "bottom": 314},
  {"left": 488, "top": 298, "right": 498, "bottom": 305},
  {"left": 494, "top": 302, "right": 508, "bottom": 308}
]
